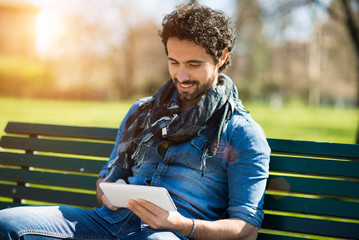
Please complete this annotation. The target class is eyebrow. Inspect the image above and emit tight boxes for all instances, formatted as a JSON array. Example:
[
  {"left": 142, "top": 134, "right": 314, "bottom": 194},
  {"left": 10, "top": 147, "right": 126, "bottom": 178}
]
[{"left": 168, "top": 57, "right": 205, "bottom": 64}]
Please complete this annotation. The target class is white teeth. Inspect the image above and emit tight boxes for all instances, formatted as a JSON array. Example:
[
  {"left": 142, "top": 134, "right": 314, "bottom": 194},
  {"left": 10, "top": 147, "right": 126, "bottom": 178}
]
[{"left": 180, "top": 83, "right": 193, "bottom": 88}]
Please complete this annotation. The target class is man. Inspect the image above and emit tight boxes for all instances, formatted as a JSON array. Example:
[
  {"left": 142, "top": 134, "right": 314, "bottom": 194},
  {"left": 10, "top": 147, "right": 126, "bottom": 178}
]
[{"left": 0, "top": 3, "right": 270, "bottom": 240}]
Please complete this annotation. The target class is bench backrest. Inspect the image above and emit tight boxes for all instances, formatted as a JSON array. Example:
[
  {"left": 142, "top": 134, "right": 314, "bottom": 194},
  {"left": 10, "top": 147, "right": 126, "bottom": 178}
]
[
  {"left": 0, "top": 122, "right": 115, "bottom": 208},
  {"left": 261, "top": 139, "right": 359, "bottom": 240},
  {"left": 1, "top": 121, "right": 358, "bottom": 239}
]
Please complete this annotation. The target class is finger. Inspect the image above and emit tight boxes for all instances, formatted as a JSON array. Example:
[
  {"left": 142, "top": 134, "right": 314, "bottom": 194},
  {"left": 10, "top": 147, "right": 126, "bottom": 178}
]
[
  {"left": 128, "top": 199, "right": 157, "bottom": 223},
  {"left": 102, "top": 194, "right": 118, "bottom": 211},
  {"left": 136, "top": 198, "right": 167, "bottom": 216},
  {"left": 115, "top": 179, "right": 126, "bottom": 184},
  {"left": 128, "top": 199, "right": 154, "bottom": 216},
  {"left": 129, "top": 199, "right": 185, "bottom": 232},
  {"left": 129, "top": 199, "right": 173, "bottom": 230}
]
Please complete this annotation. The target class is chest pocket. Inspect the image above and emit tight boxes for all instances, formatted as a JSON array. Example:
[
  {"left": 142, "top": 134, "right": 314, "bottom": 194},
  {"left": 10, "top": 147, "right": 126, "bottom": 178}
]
[{"left": 182, "top": 135, "right": 228, "bottom": 175}]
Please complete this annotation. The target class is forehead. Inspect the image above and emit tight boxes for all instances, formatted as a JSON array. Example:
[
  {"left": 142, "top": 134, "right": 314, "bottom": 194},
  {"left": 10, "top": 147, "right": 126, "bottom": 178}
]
[{"left": 167, "top": 37, "right": 213, "bottom": 62}]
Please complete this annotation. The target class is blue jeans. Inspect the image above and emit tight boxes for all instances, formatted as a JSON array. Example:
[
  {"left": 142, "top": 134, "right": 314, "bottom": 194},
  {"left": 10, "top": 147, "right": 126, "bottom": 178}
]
[{"left": 0, "top": 206, "right": 186, "bottom": 240}]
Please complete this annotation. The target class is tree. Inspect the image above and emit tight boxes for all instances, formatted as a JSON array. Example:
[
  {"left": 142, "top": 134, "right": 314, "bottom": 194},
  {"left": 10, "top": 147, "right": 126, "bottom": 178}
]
[
  {"left": 264, "top": 0, "right": 359, "bottom": 143},
  {"left": 230, "top": 0, "right": 269, "bottom": 101},
  {"left": 316, "top": 0, "right": 359, "bottom": 143},
  {"left": 327, "top": 0, "right": 359, "bottom": 143},
  {"left": 37, "top": 0, "right": 169, "bottom": 100}
]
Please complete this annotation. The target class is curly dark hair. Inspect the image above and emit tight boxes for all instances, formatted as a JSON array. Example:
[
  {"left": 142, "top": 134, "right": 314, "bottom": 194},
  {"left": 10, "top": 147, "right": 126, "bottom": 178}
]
[{"left": 159, "top": 3, "right": 236, "bottom": 72}]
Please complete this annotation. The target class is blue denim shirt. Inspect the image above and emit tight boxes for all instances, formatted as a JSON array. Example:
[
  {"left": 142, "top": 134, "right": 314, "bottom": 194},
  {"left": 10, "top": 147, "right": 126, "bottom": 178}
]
[{"left": 96, "top": 97, "right": 270, "bottom": 227}]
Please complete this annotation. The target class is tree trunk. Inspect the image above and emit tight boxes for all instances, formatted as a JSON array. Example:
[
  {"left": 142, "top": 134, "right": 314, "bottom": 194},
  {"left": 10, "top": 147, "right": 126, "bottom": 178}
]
[
  {"left": 339, "top": 0, "right": 359, "bottom": 143},
  {"left": 308, "top": 19, "right": 322, "bottom": 107}
]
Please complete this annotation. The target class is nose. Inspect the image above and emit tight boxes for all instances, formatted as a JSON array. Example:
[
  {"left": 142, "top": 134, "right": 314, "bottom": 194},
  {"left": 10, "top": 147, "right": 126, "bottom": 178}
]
[{"left": 177, "top": 67, "right": 190, "bottom": 82}]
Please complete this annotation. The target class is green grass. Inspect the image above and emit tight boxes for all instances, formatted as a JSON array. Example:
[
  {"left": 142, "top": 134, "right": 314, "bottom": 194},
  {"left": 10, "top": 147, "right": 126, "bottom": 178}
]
[
  {"left": 0, "top": 97, "right": 133, "bottom": 129},
  {"left": 0, "top": 97, "right": 358, "bottom": 144},
  {"left": 246, "top": 101, "right": 358, "bottom": 144}
]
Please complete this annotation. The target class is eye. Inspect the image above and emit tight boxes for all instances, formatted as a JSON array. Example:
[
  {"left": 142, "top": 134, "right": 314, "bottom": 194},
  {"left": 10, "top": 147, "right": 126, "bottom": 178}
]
[
  {"left": 189, "top": 63, "right": 200, "bottom": 68},
  {"left": 169, "top": 61, "right": 179, "bottom": 66}
]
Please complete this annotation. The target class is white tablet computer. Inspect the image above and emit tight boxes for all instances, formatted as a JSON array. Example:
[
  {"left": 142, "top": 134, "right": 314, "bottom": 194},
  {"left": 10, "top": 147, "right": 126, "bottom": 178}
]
[{"left": 99, "top": 182, "right": 177, "bottom": 212}]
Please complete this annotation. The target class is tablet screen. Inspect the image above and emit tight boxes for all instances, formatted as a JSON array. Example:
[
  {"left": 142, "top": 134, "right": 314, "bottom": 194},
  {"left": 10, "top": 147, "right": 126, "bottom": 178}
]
[{"left": 99, "top": 182, "right": 177, "bottom": 212}]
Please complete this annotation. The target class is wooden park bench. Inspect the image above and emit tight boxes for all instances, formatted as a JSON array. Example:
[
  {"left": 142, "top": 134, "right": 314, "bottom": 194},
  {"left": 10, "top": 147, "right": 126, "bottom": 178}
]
[{"left": 0, "top": 121, "right": 358, "bottom": 239}]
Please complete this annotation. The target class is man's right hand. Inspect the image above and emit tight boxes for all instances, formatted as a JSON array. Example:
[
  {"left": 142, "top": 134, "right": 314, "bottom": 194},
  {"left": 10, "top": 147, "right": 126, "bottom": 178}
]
[
  {"left": 96, "top": 178, "right": 127, "bottom": 210},
  {"left": 96, "top": 177, "right": 107, "bottom": 205}
]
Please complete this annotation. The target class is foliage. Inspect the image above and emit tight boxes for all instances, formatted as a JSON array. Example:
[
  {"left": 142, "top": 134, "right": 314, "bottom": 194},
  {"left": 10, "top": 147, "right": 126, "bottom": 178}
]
[
  {"left": 0, "top": 55, "right": 54, "bottom": 97},
  {"left": 0, "top": 0, "right": 357, "bottom": 106}
]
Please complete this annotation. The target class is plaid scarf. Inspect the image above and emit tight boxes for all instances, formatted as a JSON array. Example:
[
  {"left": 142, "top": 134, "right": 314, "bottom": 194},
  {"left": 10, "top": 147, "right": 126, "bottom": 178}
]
[{"left": 112, "top": 74, "right": 245, "bottom": 175}]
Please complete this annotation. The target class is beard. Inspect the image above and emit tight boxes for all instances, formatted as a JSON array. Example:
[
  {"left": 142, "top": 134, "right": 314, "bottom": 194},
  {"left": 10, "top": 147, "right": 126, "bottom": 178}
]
[{"left": 174, "top": 74, "right": 216, "bottom": 103}]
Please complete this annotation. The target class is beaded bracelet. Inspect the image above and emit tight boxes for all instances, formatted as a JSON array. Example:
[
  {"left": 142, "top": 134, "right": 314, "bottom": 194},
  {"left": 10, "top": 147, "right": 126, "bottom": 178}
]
[{"left": 188, "top": 218, "right": 197, "bottom": 239}]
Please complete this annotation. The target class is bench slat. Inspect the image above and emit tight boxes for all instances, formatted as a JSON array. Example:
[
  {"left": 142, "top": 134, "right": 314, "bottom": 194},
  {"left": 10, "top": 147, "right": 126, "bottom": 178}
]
[
  {"left": 267, "top": 176, "right": 359, "bottom": 198},
  {"left": 270, "top": 156, "right": 359, "bottom": 178},
  {"left": 0, "top": 202, "right": 25, "bottom": 209},
  {"left": 0, "top": 136, "right": 114, "bottom": 157},
  {"left": 257, "top": 232, "right": 313, "bottom": 240},
  {"left": 267, "top": 138, "right": 359, "bottom": 160},
  {"left": 261, "top": 214, "right": 359, "bottom": 239},
  {"left": 5, "top": 122, "right": 117, "bottom": 141},
  {"left": 0, "top": 184, "right": 98, "bottom": 208},
  {"left": 0, "top": 152, "right": 105, "bottom": 173},
  {"left": 0, "top": 168, "right": 97, "bottom": 190},
  {"left": 264, "top": 194, "right": 359, "bottom": 219}
]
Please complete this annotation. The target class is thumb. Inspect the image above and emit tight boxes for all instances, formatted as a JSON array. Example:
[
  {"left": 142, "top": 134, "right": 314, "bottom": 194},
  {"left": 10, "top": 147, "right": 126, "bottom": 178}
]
[{"left": 116, "top": 179, "right": 127, "bottom": 184}]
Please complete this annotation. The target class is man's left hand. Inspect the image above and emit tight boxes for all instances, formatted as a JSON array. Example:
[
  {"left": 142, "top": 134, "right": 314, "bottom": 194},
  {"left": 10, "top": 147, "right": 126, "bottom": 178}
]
[{"left": 127, "top": 198, "right": 193, "bottom": 236}]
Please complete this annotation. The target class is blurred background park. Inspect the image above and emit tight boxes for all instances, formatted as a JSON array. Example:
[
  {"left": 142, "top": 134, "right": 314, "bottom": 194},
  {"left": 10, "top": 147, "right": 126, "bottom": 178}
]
[{"left": 0, "top": 0, "right": 358, "bottom": 144}]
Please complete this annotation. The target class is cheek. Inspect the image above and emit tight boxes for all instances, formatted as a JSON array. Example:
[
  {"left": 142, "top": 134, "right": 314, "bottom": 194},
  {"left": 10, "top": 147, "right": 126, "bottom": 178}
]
[
  {"left": 168, "top": 64, "right": 177, "bottom": 78},
  {"left": 201, "top": 66, "right": 216, "bottom": 80}
]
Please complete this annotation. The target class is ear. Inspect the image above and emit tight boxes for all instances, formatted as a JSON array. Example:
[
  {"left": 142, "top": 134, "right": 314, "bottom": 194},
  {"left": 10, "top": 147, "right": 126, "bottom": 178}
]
[{"left": 218, "top": 48, "right": 229, "bottom": 68}]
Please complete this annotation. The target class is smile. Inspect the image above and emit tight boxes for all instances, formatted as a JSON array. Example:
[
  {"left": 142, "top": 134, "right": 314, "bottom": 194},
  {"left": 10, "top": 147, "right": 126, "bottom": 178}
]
[
  {"left": 174, "top": 78, "right": 198, "bottom": 91},
  {"left": 180, "top": 82, "right": 194, "bottom": 88}
]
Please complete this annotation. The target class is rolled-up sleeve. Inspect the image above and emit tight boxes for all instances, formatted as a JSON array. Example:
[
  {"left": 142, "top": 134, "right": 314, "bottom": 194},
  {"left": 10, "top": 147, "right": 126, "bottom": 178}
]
[{"left": 226, "top": 114, "right": 270, "bottom": 227}]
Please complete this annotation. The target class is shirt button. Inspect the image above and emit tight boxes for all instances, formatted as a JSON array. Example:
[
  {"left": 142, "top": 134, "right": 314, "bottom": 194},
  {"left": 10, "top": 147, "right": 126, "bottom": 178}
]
[
  {"left": 114, "top": 214, "right": 119, "bottom": 218},
  {"left": 157, "top": 176, "right": 161, "bottom": 180},
  {"left": 120, "top": 209, "right": 125, "bottom": 214}
]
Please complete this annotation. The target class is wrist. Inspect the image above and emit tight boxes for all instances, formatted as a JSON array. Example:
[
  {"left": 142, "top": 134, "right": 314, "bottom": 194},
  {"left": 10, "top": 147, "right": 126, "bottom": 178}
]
[
  {"left": 187, "top": 219, "right": 197, "bottom": 239},
  {"left": 177, "top": 217, "right": 195, "bottom": 237}
]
